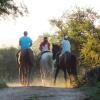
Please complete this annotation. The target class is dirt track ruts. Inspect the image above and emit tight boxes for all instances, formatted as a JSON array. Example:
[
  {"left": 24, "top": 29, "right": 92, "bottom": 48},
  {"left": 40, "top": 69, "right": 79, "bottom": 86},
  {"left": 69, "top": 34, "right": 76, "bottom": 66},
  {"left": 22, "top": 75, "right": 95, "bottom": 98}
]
[{"left": 0, "top": 86, "right": 87, "bottom": 100}]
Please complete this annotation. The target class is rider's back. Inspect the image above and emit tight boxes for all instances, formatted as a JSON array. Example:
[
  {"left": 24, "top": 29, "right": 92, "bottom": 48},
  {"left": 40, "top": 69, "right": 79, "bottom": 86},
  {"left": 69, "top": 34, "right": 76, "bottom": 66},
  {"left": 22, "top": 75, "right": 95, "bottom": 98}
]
[
  {"left": 61, "top": 39, "right": 71, "bottom": 53},
  {"left": 20, "top": 36, "right": 32, "bottom": 49}
]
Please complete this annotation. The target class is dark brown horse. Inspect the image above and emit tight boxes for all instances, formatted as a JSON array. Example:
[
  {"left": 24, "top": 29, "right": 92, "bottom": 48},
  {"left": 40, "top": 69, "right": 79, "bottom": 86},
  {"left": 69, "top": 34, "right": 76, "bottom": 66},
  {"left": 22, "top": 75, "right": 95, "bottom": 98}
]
[
  {"left": 17, "top": 49, "right": 33, "bottom": 86},
  {"left": 52, "top": 44, "right": 78, "bottom": 87}
]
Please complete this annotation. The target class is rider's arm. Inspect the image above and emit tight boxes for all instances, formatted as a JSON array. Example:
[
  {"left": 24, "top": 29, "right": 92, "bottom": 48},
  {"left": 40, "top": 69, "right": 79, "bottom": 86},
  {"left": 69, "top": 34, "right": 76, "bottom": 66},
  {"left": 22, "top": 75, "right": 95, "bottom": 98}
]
[
  {"left": 29, "top": 37, "right": 32, "bottom": 47},
  {"left": 30, "top": 42, "right": 32, "bottom": 47}
]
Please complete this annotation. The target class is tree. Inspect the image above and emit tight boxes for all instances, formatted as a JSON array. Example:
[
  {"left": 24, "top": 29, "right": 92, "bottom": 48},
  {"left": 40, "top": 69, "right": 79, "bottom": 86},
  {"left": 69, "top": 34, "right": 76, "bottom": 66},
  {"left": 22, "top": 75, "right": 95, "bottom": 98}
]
[
  {"left": 50, "top": 7, "right": 100, "bottom": 67},
  {"left": 0, "top": 0, "right": 28, "bottom": 17},
  {"left": 80, "top": 33, "right": 100, "bottom": 67}
]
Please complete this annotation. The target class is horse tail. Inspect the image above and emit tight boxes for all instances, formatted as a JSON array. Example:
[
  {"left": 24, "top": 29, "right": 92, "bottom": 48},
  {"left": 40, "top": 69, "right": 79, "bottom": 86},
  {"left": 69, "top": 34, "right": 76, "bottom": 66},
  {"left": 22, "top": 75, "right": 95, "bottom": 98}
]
[
  {"left": 25, "top": 50, "right": 29, "bottom": 62},
  {"left": 70, "top": 54, "right": 77, "bottom": 75},
  {"left": 24, "top": 49, "right": 31, "bottom": 65},
  {"left": 71, "top": 54, "right": 77, "bottom": 66},
  {"left": 64, "top": 53, "right": 67, "bottom": 65},
  {"left": 64, "top": 52, "right": 71, "bottom": 65},
  {"left": 46, "top": 54, "right": 52, "bottom": 68}
]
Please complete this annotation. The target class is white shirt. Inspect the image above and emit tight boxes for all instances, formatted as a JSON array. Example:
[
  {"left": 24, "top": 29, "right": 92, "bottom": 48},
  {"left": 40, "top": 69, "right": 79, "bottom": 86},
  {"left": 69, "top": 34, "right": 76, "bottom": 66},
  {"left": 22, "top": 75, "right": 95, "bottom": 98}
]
[{"left": 41, "top": 44, "right": 49, "bottom": 52}]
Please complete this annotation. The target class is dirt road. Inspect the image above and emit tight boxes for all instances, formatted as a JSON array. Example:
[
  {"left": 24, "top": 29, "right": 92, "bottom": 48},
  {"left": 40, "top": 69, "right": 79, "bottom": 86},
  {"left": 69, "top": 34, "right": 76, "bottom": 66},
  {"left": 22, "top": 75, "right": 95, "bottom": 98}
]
[{"left": 0, "top": 86, "right": 87, "bottom": 100}]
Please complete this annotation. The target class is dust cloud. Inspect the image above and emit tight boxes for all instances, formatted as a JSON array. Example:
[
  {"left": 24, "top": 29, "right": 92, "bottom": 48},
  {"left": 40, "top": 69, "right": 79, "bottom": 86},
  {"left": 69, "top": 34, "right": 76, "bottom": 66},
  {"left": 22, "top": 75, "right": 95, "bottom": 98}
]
[{"left": 7, "top": 78, "right": 71, "bottom": 88}]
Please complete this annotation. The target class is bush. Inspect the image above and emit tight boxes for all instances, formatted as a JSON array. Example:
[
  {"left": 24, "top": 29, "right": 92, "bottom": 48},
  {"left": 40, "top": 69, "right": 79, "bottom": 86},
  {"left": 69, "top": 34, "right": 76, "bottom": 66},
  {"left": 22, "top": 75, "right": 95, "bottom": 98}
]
[
  {"left": 0, "top": 80, "right": 8, "bottom": 88},
  {"left": 0, "top": 47, "right": 18, "bottom": 82},
  {"left": 80, "top": 82, "right": 100, "bottom": 100},
  {"left": 78, "top": 66, "right": 100, "bottom": 87}
]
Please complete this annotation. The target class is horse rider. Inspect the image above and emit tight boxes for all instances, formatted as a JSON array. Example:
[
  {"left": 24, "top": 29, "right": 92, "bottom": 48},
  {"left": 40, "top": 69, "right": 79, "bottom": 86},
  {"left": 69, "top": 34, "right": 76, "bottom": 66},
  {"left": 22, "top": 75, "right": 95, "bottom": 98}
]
[
  {"left": 39, "top": 36, "right": 50, "bottom": 59},
  {"left": 17, "top": 31, "right": 33, "bottom": 66},
  {"left": 59, "top": 35, "right": 71, "bottom": 62}
]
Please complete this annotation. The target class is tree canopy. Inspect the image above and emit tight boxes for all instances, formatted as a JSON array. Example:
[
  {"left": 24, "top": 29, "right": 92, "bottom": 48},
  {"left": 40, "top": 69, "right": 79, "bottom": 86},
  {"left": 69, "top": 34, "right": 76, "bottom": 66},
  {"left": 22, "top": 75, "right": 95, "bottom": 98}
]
[
  {"left": 50, "top": 7, "right": 100, "bottom": 67},
  {"left": 0, "top": 0, "right": 28, "bottom": 17}
]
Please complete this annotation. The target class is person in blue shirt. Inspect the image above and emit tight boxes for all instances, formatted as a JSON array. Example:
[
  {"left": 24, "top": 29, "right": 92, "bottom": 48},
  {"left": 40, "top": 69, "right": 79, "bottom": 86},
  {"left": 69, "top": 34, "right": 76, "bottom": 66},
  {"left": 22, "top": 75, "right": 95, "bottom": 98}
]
[
  {"left": 19, "top": 31, "right": 32, "bottom": 49},
  {"left": 17, "top": 31, "right": 33, "bottom": 66},
  {"left": 61, "top": 35, "right": 71, "bottom": 54},
  {"left": 59, "top": 35, "right": 71, "bottom": 61}
]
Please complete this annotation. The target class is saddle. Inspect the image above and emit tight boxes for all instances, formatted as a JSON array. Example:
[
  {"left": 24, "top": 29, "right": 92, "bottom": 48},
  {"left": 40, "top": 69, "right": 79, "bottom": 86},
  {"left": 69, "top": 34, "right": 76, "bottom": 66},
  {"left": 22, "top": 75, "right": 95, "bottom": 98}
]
[
  {"left": 39, "top": 50, "right": 50, "bottom": 60},
  {"left": 59, "top": 52, "right": 71, "bottom": 65},
  {"left": 41, "top": 50, "right": 50, "bottom": 55}
]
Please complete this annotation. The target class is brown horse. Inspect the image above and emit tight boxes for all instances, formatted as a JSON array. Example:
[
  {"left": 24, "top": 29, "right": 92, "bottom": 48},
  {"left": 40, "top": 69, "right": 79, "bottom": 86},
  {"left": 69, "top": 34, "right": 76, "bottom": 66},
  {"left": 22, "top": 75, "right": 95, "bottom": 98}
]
[
  {"left": 17, "top": 49, "right": 33, "bottom": 86},
  {"left": 52, "top": 44, "right": 78, "bottom": 87}
]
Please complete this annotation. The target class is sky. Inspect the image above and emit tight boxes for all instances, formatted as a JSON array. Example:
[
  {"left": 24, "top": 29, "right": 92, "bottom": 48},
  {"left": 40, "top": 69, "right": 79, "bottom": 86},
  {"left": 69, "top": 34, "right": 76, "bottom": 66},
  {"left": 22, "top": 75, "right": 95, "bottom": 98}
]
[{"left": 0, "top": 0, "right": 100, "bottom": 48}]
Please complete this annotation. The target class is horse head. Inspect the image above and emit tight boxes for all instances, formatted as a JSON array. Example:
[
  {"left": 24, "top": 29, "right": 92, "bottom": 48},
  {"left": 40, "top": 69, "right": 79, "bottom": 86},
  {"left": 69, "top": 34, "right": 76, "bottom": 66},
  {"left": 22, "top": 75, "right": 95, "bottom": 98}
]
[{"left": 52, "top": 43, "right": 61, "bottom": 60}]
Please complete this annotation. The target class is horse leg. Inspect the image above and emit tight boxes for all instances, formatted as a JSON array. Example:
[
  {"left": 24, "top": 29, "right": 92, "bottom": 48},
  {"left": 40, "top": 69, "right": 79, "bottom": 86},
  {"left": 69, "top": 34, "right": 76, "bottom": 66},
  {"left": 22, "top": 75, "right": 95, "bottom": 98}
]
[
  {"left": 67, "top": 69, "right": 78, "bottom": 87},
  {"left": 22, "top": 67, "right": 25, "bottom": 85},
  {"left": 25, "top": 65, "right": 28, "bottom": 86},
  {"left": 27, "top": 67, "right": 31, "bottom": 86},
  {"left": 25, "top": 66, "right": 29, "bottom": 86},
  {"left": 42, "top": 72, "right": 46, "bottom": 86},
  {"left": 70, "top": 74, "right": 78, "bottom": 87},
  {"left": 40, "top": 68, "right": 45, "bottom": 86},
  {"left": 63, "top": 69, "right": 67, "bottom": 82},
  {"left": 23, "top": 65, "right": 27, "bottom": 86},
  {"left": 65, "top": 66, "right": 72, "bottom": 87},
  {"left": 69, "top": 67, "right": 77, "bottom": 87},
  {"left": 54, "top": 67, "right": 59, "bottom": 84},
  {"left": 26, "top": 66, "right": 31, "bottom": 86},
  {"left": 19, "top": 67, "right": 21, "bottom": 82},
  {"left": 50, "top": 60, "right": 55, "bottom": 82},
  {"left": 63, "top": 68, "right": 69, "bottom": 87},
  {"left": 19, "top": 67, "right": 24, "bottom": 85}
]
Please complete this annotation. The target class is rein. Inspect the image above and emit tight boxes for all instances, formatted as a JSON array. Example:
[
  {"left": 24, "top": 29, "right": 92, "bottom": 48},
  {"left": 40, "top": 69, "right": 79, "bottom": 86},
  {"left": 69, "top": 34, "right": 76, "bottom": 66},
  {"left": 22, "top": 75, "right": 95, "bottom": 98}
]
[{"left": 41, "top": 50, "right": 50, "bottom": 56}]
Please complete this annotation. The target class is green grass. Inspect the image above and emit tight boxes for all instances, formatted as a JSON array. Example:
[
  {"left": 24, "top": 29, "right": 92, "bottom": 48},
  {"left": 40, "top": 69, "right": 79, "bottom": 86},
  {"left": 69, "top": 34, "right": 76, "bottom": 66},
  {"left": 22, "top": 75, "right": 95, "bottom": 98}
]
[
  {"left": 80, "top": 82, "right": 100, "bottom": 100},
  {"left": 0, "top": 80, "right": 8, "bottom": 88}
]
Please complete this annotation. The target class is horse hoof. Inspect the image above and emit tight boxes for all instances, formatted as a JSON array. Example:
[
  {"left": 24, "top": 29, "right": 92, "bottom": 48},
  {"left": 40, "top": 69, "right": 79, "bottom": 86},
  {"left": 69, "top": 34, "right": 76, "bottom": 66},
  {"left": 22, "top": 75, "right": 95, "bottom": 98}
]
[{"left": 54, "top": 82, "right": 56, "bottom": 85}]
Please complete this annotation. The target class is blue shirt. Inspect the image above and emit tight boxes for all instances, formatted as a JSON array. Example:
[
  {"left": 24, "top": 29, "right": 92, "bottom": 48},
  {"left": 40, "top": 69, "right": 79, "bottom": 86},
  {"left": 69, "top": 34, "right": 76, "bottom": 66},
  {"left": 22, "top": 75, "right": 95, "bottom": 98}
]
[
  {"left": 19, "top": 36, "right": 32, "bottom": 49},
  {"left": 61, "top": 39, "right": 71, "bottom": 53}
]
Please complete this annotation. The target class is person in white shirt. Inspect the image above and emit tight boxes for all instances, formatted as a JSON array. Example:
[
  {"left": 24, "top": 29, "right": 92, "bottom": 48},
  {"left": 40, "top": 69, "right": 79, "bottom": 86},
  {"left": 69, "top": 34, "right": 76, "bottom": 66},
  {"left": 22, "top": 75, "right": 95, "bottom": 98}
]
[
  {"left": 39, "top": 36, "right": 50, "bottom": 60},
  {"left": 39, "top": 36, "right": 50, "bottom": 53}
]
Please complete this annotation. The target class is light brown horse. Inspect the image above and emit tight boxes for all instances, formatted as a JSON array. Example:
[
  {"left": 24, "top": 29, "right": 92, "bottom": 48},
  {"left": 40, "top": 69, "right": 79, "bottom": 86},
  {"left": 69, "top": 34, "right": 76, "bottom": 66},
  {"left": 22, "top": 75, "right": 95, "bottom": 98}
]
[{"left": 17, "top": 49, "right": 33, "bottom": 86}]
